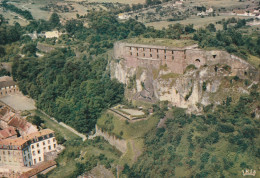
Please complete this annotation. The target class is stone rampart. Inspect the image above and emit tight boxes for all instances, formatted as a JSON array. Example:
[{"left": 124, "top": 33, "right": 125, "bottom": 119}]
[
  {"left": 114, "top": 41, "right": 259, "bottom": 80},
  {"left": 95, "top": 125, "right": 127, "bottom": 153}
]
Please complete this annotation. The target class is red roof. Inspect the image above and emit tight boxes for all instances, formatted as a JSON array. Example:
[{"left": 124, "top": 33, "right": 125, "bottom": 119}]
[
  {"left": 20, "top": 160, "right": 57, "bottom": 178},
  {"left": 0, "top": 126, "right": 17, "bottom": 139},
  {"left": 8, "top": 117, "right": 28, "bottom": 132}
]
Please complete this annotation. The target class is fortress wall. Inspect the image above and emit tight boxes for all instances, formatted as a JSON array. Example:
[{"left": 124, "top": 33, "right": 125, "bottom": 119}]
[
  {"left": 114, "top": 42, "right": 258, "bottom": 80},
  {"left": 185, "top": 50, "right": 207, "bottom": 68},
  {"left": 95, "top": 125, "right": 127, "bottom": 153}
]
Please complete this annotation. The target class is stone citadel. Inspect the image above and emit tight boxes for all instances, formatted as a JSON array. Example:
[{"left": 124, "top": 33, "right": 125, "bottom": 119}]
[{"left": 114, "top": 41, "right": 258, "bottom": 80}]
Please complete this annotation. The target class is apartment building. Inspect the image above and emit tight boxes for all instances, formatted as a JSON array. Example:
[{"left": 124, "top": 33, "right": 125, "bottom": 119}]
[
  {"left": 0, "top": 137, "right": 29, "bottom": 166},
  {"left": 24, "top": 129, "right": 57, "bottom": 166},
  {"left": 0, "top": 129, "right": 57, "bottom": 167}
]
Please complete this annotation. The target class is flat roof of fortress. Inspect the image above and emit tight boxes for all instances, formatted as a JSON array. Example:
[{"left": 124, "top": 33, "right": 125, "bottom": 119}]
[{"left": 121, "top": 38, "right": 198, "bottom": 49}]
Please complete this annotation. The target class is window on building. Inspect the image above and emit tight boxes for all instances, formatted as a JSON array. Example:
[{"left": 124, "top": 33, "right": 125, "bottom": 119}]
[
  {"left": 165, "top": 55, "right": 166, "bottom": 59},
  {"left": 157, "top": 49, "right": 159, "bottom": 53},
  {"left": 54, "top": 144, "right": 56, "bottom": 148},
  {"left": 137, "top": 53, "right": 139, "bottom": 56},
  {"left": 172, "top": 51, "right": 174, "bottom": 54},
  {"left": 157, "top": 54, "right": 159, "bottom": 58},
  {"left": 33, "top": 151, "right": 35, "bottom": 156},
  {"left": 32, "top": 145, "right": 34, "bottom": 149},
  {"left": 143, "top": 53, "right": 145, "bottom": 57},
  {"left": 39, "top": 157, "right": 41, "bottom": 161},
  {"left": 3, "top": 151, "right": 5, "bottom": 155},
  {"left": 49, "top": 146, "right": 51, "bottom": 150},
  {"left": 130, "top": 52, "right": 132, "bottom": 56},
  {"left": 34, "top": 159, "right": 36, "bottom": 164},
  {"left": 172, "top": 56, "right": 174, "bottom": 60},
  {"left": 48, "top": 140, "right": 50, "bottom": 144},
  {"left": 8, "top": 151, "right": 10, "bottom": 155},
  {"left": 37, "top": 143, "right": 39, "bottom": 147},
  {"left": 150, "top": 54, "right": 152, "bottom": 57},
  {"left": 150, "top": 49, "right": 151, "bottom": 52},
  {"left": 130, "top": 47, "right": 132, "bottom": 50},
  {"left": 0, "top": 156, "right": 1, "bottom": 161},
  {"left": 38, "top": 150, "right": 40, "bottom": 154},
  {"left": 43, "top": 141, "right": 45, "bottom": 145},
  {"left": 44, "top": 135, "right": 47, "bottom": 139},
  {"left": 53, "top": 138, "right": 56, "bottom": 142}
]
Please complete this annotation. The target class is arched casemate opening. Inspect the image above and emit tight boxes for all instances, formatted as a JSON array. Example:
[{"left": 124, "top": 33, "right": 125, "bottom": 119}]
[
  {"left": 195, "top": 59, "right": 201, "bottom": 62},
  {"left": 212, "top": 55, "right": 217, "bottom": 58},
  {"left": 214, "top": 65, "right": 218, "bottom": 72}
]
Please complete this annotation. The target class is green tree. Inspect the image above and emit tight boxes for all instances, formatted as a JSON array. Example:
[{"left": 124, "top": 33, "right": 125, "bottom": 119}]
[{"left": 49, "top": 13, "right": 60, "bottom": 28}]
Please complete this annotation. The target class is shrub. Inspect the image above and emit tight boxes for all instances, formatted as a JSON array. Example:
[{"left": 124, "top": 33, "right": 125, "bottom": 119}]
[
  {"left": 200, "top": 152, "right": 210, "bottom": 163},
  {"left": 206, "top": 131, "right": 219, "bottom": 144},
  {"left": 217, "top": 123, "right": 234, "bottom": 133},
  {"left": 202, "top": 81, "right": 207, "bottom": 91}
]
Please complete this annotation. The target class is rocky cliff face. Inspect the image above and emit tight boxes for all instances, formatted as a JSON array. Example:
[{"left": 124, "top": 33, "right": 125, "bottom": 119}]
[{"left": 110, "top": 58, "right": 258, "bottom": 112}]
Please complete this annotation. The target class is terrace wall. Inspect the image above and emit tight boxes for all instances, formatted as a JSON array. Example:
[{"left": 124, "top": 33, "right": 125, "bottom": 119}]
[{"left": 95, "top": 125, "right": 127, "bottom": 153}]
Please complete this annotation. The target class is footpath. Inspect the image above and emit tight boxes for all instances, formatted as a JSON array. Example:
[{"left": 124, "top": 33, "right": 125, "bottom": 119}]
[{"left": 38, "top": 109, "right": 87, "bottom": 141}]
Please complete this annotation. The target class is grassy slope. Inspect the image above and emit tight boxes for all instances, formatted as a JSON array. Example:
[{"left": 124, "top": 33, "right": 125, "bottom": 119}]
[
  {"left": 124, "top": 37, "right": 197, "bottom": 48},
  {"left": 97, "top": 112, "right": 160, "bottom": 165}
]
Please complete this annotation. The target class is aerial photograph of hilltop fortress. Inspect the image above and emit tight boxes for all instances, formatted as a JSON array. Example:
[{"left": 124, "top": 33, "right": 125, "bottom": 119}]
[{"left": 0, "top": 0, "right": 259, "bottom": 177}]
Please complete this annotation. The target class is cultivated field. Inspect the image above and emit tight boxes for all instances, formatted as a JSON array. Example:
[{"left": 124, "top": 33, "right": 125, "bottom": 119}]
[
  {"left": 0, "top": 94, "right": 36, "bottom": 111},
  {"left": 0, "top": 7, "right": 29, "bottom": 26},
  {"left": 146, "top": 15, "right": 253, "bottom": 30},
  {"left": 186, "top": 0, "right": 254, "bottom": 9},
  {"left": 72, "top": 0, "right": 145, "bottom": 4}
]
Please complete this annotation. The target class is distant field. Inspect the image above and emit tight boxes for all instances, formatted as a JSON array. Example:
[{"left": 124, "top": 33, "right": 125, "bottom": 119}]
[
  {"left": 146, "top": 15, "right": 253, "bottom": 30},
  {"left": 69, "top": 0, "right": 145, "bottom": 4},
  {"left": 0, "top": 7, "right": 29, "bottom": 26},
  {"left": 186, "top": 0, "right": 253, "bottom": 9}
]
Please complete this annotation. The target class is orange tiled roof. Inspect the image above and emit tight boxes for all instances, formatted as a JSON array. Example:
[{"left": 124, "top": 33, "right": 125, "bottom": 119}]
[
  {"left": 0, "top": 129, "right": 54, "bottom": 147},
  {"left": 0, "top": 126, "right": 17, "bottom": 139},
  {"left": 20, "top": 160, "right": 57, "bottom": 178},
  {"left": 0, "top": 137, "right": 27, "bottom": 147},
  {"left": 8, "top": 117, "right": 28, "bottom": 131},
  {"left": 24, "top": 129, "right": 54, "bottom": 140}
]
